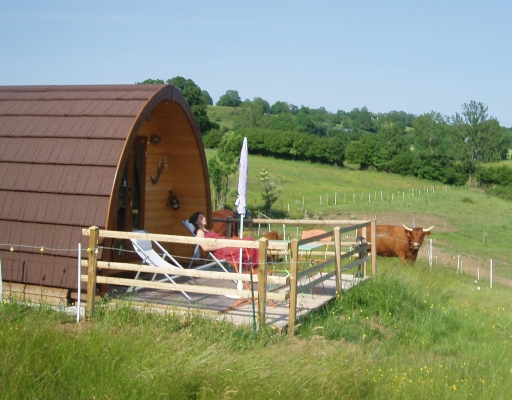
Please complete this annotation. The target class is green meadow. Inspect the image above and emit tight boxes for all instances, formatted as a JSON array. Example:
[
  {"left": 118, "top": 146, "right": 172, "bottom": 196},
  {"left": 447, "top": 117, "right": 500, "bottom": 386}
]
[
  {"left": 2, "top": 155, "right": 512, "bottom": 399},
  {"left": 208, "top": 150, "right": 512, "bottom": 278}
]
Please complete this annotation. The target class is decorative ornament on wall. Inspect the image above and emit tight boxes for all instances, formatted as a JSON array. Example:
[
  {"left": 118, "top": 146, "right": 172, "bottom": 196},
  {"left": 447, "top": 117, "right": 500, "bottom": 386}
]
[
  {"left": 150, "top": 155, "right": 168, "bottom": 185},
  {"left": 150, "top": 134, "right": 162, "bottom": 144},
  {"left": 167, "top": 190, "right": 180, "bottom": 209}
]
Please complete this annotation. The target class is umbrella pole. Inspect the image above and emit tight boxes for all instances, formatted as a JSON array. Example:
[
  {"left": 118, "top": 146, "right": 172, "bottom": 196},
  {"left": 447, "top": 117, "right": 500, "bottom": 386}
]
[{"left": 237, "top": 214, "right": 245, "bottom": 291}]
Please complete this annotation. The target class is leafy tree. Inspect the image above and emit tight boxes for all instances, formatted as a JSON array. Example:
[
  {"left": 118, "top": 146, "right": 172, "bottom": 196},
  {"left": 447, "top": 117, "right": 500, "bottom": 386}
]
[
  {"left": 294, "top": 111, "right": 327, "bottom": 136},
  {"left": 453, "top": 101, "right": 508, "bottom": 186},
  {"left": 345, "top": 134, "right": 377, "bottom": 169},
  {"left": 379, "top": 110, "right": 416, "bottom": 128},
  {"left": 216, "top": 90, "right": 242, "bottom": 107},
  {"left": 291, "top": 132, "right": 316, "bottom": 160},
  {"left": 476, "top": 165, "right": 512, "bottom": 187},
  {"left": 201, "top": 90, "right": 213, "bottom": 105},
  {"left": 349, "top": 107, "right": 376, "bottom": 132},
  {"left": 270, "top": 101, "right": 291, "bottom": 114},
  {"left": 389, "top": 151, "right": 416, "bottom": 176},
  {"left": 411, "top": 112, "right": 459, "bottom": 181},
  {"left": 441, "top": 163, "right": 470, "bottom": 186},
  {"left": 270, "top": 113, "right": 295, "bottom": 131},
  {"left": 324, "top": 134, "right": 350, "bottom": 166},
  {"left": 233, "top": 99, "right": 271, "bottom": 129},
  {"left": 332, "top": 110, "right": 348, "bottom": 125},
  {"left": 288, "top": 104, "right": 299, "bottom": 114},
  {"left": 259, "top": 169, "right": 281, "bottom": 216},
  {"left": 305, "top": 135, "right": 327, "bottom": 162},
  {"left": 252, "top": 97, "right": 271, "bottom": 115},
  {"left": 208, "top": 131, "right": 241, "bottom": 210},
  {"left": 374, "top": 120, "right": 409, "bottom": 171},
  {"left": 136, "top": 78, "right": 164, "bottom": 84},
  {"left": 202, "top": 128, "right": 224, "bottom": 148},
  {"left": 413, "top": 113, "right": 451, "bottom": 155}
]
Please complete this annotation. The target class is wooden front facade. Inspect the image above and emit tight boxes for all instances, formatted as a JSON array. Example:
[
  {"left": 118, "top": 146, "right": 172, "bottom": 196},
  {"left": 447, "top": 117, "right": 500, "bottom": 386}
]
[{"left": 0, "top": 84, "right": 212, "bottom": 298}]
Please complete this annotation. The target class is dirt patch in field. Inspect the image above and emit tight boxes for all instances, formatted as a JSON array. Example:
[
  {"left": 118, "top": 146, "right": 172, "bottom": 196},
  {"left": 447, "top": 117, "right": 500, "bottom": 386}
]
[
  {"left": 353, "top": 211, "right": 450, "bottom": 231},
  {"left": 331, "top": 210, "right": 511, "bottom": 287}
]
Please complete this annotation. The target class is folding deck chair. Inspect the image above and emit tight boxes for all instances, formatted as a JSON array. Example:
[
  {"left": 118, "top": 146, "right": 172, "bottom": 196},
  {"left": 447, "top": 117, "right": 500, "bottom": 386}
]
[
  {"left": 181, "top": 220, "right": 232, "bottom": 274},
  {"left": 128, "top": 230, "right": 227, "bottom": 302},
  {"left": 300, "top": 229, "right": 332, "bottom": 264},
  {"left": 183, "top": 220, "right": 276, "bottom": 306},
  {"left": 182, "top": 220, "right": 241, "bottom": 294}
]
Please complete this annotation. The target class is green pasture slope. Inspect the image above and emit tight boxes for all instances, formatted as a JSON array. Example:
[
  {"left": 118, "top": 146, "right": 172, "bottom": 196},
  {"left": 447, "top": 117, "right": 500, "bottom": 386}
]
[
  {"left": 208, "top": 149, "right": 512, "bottom": 279},
  {"left": 2, "top": 155, "right": 512, "bottom": 399},
  {"left": 207, "top": 105, "right": 237, "bottom": 131}
]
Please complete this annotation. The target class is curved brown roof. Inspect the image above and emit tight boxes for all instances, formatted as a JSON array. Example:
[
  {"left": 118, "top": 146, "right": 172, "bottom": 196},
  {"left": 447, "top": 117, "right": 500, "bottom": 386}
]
[{"left": 0, "top": 84, "right": 210, "bottom": 292}]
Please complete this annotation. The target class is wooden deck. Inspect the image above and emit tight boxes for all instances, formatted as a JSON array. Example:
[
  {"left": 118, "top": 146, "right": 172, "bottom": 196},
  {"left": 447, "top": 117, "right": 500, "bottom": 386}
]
[
  {"left": 101, "top": 271, "right": 366, "bottom": 331},
  {"left": 78, "top": 224, "right": 376, "bottom": 333}
]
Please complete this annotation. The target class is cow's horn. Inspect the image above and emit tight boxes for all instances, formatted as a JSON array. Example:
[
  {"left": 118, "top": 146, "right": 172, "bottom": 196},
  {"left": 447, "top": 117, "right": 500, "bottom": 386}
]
[
  {"left": 423, "top": 226, "right": 434, "bottom": 232},
  {"left": 402, "top": 224, "right": 413, "bottom": 231}
]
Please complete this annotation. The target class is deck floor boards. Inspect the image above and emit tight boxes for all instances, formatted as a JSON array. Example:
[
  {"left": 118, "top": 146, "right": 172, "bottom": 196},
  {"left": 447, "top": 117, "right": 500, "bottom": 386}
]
[{"left": 102, "top": 272, "right": 366, "bottom": 330}]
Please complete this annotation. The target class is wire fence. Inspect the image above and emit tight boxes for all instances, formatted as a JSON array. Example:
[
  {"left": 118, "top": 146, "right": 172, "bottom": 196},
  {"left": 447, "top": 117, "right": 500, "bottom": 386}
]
[
  {"left": 1, "top": 213, "right": 511, "bottom": 314},
  {"left": 284, "top": 184, "right": 463, "bottom": 217}
]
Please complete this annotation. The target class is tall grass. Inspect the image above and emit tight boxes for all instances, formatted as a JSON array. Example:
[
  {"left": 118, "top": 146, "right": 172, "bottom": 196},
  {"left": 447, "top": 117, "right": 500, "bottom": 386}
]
[
  {"left": 3, "top": 153, "right": 512, "bottom": 398},
  {"left": 3, "top": 261, "right": 512, "bottom": 398}
]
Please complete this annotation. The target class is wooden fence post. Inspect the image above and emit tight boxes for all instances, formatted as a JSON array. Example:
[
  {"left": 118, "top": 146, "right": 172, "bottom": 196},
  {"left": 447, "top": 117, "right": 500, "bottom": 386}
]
[
  {"left": 258, "top": 238, "right": 268, "bottom": 328},
  {"left": 288, "top": 238, "right": 299, "bottom": 336},
  {"left": 334, "top": 227, "right": 341, "bottom": 294},
  {"left": 86, "top": 226, "right": 99, "bottom": 318}
]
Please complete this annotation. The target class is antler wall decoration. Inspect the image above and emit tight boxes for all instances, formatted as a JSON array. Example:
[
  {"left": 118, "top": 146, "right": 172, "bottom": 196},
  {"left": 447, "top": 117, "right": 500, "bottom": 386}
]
[{"left": 150, "top": 155, "right": 168, "bottom": 185}]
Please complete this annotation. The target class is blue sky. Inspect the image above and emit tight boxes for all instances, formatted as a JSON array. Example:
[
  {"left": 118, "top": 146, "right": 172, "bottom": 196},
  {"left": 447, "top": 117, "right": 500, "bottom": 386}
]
[{"left": 1, "top": 1, "right": 511, "bottom": 126}]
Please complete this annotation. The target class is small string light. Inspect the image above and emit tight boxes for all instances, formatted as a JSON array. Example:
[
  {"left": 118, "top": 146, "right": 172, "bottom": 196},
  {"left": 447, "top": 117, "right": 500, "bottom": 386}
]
[
  {"left": 40, "top": 246, "right": 44, "bottom": 252},
  {"left": 10, "top": 246, "right": 14, "bottom": 252}
]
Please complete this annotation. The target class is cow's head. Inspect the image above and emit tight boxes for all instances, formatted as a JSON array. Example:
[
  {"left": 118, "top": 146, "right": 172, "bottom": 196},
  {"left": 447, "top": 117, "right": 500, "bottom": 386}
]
[{"left": 402, "top": 224, "right": 434, "bottom": 250}]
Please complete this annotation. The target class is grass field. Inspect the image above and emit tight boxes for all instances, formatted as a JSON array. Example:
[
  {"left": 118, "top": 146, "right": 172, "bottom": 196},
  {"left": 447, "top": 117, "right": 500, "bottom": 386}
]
[
  {"left": 2, "top": 262, "right": 512, "bottom": 398},
  {"left": 207, "top": 105, "right": 237, "bottom": 131},
  {"left": 2, "top": 154, "right": 512, "bottom": 399},
  {"left": 206, "top": 149, "right": 512, "bottom": 280}
]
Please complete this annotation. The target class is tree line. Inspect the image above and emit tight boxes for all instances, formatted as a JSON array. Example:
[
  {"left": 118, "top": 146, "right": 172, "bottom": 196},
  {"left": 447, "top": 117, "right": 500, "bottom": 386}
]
[{"left": 138, "top": 77, "right": 512, "bottom": 192}]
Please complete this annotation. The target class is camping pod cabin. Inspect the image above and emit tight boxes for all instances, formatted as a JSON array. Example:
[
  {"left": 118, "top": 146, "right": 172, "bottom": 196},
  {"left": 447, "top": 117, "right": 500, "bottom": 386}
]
[{"left": 0, "top": 84, "right": 212, "bottom": 303}]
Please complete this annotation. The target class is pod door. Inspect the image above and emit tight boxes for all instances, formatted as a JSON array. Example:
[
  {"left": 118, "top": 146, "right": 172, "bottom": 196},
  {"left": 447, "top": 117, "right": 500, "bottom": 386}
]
[{"left": 115, "top": 136, "right": 146, "bottom": 259}]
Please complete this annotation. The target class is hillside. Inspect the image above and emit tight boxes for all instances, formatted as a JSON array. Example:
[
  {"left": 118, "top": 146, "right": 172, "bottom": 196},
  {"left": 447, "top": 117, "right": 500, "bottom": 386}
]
[
  {"left": 205, "top": 149, "right": 512, "bottom": 282},
  {"left": 3, "top": 108, "right": 511, "bottom": 398},
  {"left": 207, "top": 105, "right": 238, "bottom": 131}
]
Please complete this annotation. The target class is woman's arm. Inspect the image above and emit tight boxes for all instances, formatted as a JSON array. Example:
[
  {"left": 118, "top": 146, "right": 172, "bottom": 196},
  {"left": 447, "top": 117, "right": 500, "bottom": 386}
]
[{"left": 195, "top": 229, "right": 225, "bottom": 252}]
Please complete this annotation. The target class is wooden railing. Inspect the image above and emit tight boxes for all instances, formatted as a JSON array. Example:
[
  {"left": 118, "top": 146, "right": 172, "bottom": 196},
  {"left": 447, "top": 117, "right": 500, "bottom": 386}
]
[{"left": 81, "top": 219, "right": 376, "bottom": 335}]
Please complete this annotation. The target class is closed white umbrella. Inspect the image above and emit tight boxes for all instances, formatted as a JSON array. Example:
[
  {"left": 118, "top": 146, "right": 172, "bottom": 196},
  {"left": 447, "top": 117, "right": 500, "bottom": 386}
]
[
  {"left": 235, "top": 137, "right": 248, "bottom": 234},
  {"left": 234, "top": 137, "right": 248, "bottom": 290}
]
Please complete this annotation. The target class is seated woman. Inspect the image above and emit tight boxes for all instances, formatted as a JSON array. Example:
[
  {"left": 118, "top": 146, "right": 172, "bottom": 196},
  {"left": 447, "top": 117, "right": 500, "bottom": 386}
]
[{"left": 188, "top": 212, "right": 258, "bottom": 271}]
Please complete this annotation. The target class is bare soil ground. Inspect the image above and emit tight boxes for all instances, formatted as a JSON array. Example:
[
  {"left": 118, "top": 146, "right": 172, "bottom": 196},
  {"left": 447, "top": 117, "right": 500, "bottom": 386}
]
[{"left": 339, "top": 210, "right": 512, "bottom": 287}]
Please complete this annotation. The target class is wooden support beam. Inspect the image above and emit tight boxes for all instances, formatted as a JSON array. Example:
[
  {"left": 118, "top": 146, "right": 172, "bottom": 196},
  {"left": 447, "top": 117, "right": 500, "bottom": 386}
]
[
  {"left": 86, "top": 226, "right": 99, "bottom": 318},
  {"left": 334, "top": 227, "right": 341, "bottom": 295},
  {"left": 288, "top": 238, "right": 299, "bottom": 336},
  {"left": 258, "top": 238, "right": 268, "bottom": 328}
]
